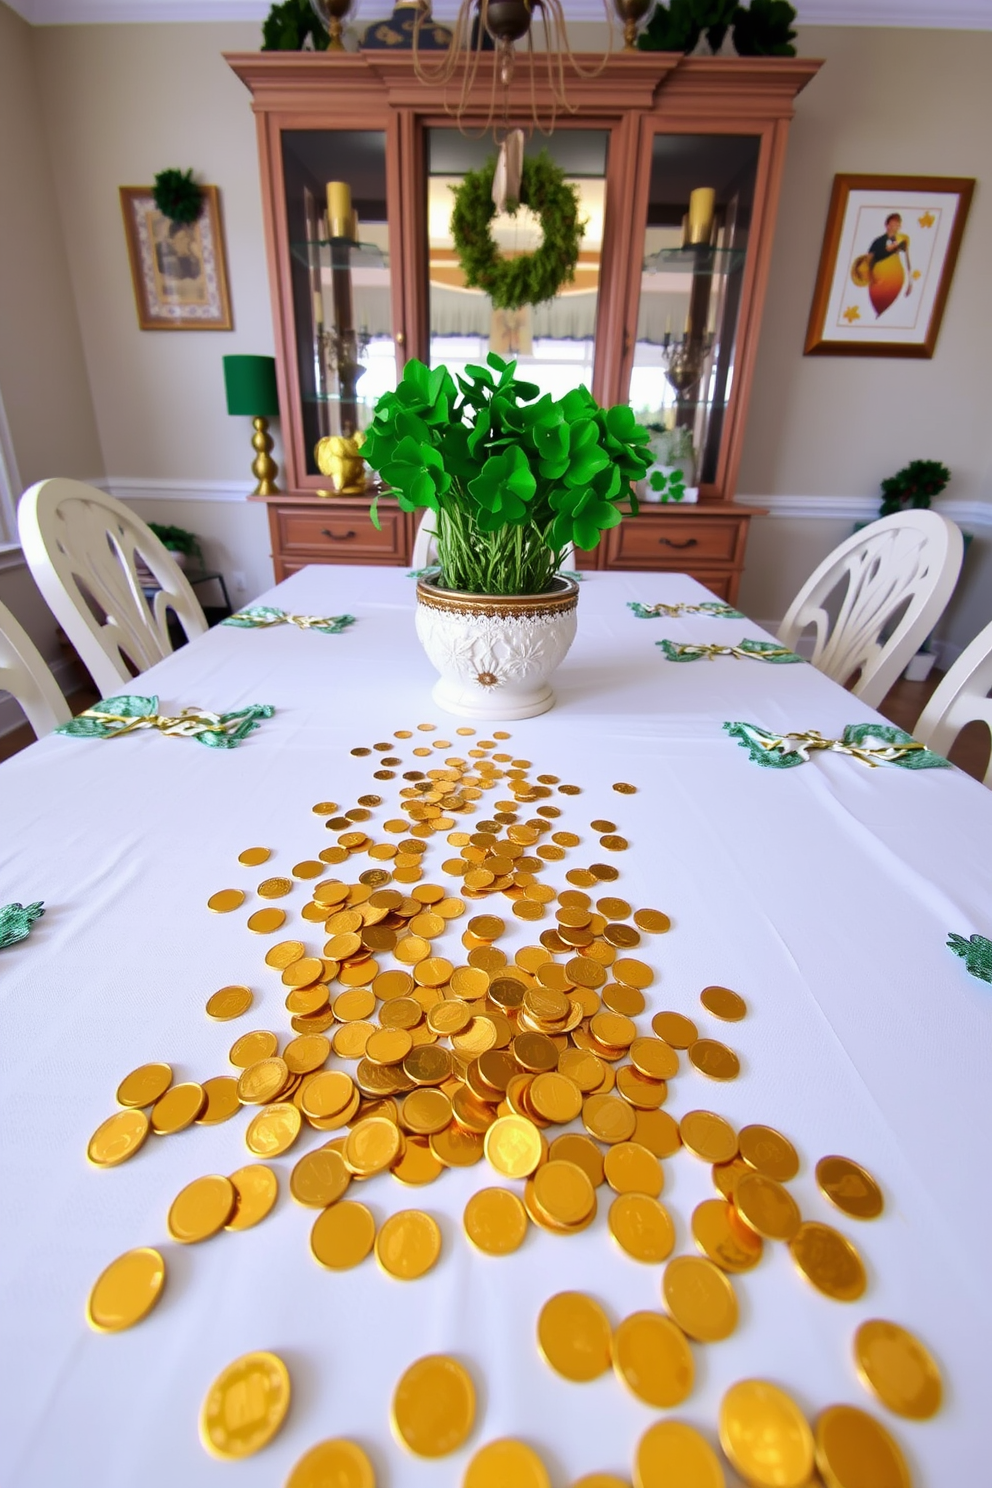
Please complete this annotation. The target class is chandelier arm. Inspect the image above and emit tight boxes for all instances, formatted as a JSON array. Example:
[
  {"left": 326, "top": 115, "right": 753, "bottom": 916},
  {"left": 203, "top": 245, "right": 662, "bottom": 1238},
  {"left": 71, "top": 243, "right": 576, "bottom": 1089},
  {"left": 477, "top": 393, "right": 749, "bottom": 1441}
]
[
  {"left": 556, "top": 0, "right": 615, "bottom": 79},
  {"left": 412, "top": 1, "right": 457, "bottom": 84}
]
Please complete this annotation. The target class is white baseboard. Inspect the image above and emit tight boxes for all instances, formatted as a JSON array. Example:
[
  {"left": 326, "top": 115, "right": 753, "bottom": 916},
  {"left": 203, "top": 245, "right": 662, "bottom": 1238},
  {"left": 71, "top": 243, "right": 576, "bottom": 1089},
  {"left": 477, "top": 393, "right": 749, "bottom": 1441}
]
[{"left": 0, "top": 655, "right": 84, "bottom": 739}]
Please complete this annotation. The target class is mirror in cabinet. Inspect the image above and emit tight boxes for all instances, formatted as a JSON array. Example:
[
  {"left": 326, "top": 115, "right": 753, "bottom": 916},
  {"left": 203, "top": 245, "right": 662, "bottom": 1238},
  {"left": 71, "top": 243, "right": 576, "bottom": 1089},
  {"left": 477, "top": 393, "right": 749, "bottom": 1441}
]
[
  {"left": 628, "top": 134, "right": 760, "bottom": 498},
  {"left": 282, "top": 129, "right": 399, "bottom": 479},
  {"left": 425, "top": 129, "right": 610, "bottom": 401}
]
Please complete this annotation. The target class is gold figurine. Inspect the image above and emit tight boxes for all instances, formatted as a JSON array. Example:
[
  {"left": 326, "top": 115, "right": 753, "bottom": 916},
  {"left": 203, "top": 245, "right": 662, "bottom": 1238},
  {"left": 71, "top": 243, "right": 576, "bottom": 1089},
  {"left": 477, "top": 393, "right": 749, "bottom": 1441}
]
[{"left": 315, "top": 433, "right": 367, "bottom": 496}]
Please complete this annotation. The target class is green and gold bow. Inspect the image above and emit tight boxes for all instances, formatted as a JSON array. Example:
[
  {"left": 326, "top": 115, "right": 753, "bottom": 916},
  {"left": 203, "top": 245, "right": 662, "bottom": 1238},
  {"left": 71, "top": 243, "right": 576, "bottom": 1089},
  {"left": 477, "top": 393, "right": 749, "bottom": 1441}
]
[
  {"left": 659, "top": 638, "right": 803, "bottom": 664},
  {"left": 56, "top": 695, "right": 273, "bottom": 748},
  {"left": 724, "top": 721, "right": 949, "bottom": 770},
  {"left": 947, "top": 932, "right": 992, "bottom": 984},
  {"left": 223, "top": 606, "right": 355, "bottom": 635},
  {"left": 629, "top": 600, "right": 743, "bottom": 619},
  {"left": 0, "top": 901, "right": 44, "bottom": 950}
]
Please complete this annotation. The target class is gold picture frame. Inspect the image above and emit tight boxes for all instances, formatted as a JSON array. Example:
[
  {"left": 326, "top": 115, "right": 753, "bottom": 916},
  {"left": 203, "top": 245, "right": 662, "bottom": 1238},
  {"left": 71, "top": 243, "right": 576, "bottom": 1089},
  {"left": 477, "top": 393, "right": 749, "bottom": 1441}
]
[
  {"left": 119, "top": 185, "right": 233, "bottom": 331},
  {"left": 804, "top": 174, "right": 974, "bottom": 358}
]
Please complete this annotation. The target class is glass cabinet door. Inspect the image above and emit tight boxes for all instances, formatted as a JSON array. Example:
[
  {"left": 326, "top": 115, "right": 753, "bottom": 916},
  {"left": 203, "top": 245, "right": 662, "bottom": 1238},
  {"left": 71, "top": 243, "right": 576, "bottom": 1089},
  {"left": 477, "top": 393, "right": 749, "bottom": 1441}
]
[
  {"left": 627, "top": 134, "right": 760, "bottom": 492},
  {"left": 281, "top": 129, "right": 399, "bottom": 476},
  {"left": 425, "top": 128, "right": 610, "bottom": 400}
]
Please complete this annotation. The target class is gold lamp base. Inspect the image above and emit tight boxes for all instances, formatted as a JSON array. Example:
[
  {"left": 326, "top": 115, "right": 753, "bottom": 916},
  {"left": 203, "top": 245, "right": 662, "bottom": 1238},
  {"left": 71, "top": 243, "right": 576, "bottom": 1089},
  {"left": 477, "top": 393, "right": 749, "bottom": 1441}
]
[{"left": 250, "top": 416, "right": 280, "bottom": 496}]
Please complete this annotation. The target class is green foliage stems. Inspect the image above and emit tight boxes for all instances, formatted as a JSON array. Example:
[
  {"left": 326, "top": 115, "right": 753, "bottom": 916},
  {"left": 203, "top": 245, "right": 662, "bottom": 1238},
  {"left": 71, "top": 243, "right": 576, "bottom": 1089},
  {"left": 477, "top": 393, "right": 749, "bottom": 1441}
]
[
  {"left": 639, "top": 0, "right": 797, "bottom": 56},
  {"left": 450, "top": 153, "right": 583, "bottom": 312},
  {"left": 261, "top": 0, "right": 330, "bottom": 50},
  {"left": 149, "top": 522, "right": 203, "bottom": 562},
  {"left": 879, "top": 460, "right": 951, "bottom": 517},
  {"left": 364, "top": 356, "right": 653, "bottom": 596},
  {"left": 152, "top": 169, "right": 203, "bottom": 225}
]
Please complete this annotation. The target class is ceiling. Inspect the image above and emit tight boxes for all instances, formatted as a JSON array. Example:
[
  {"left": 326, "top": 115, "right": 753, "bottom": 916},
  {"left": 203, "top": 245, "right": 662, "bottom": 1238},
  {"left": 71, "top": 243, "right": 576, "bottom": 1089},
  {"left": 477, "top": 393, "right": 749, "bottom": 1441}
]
[{"left": 8, "top": 0, "right": 992, "bottom": 26}]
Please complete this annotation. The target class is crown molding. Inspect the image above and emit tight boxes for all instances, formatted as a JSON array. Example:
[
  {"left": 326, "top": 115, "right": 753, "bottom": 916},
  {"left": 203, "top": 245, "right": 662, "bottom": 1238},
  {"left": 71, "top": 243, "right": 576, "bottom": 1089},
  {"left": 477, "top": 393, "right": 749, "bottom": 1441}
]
[{"left": 8, "top": 0, "right": 992, "bottom": 26}]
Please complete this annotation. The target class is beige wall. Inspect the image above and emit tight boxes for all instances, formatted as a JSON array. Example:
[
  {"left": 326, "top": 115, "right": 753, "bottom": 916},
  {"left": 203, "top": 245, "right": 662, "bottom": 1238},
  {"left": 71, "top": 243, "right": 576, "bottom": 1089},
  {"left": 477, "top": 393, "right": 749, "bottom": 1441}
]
[{"left": 1, "top": 15, "right": 989, "bottom": 655}]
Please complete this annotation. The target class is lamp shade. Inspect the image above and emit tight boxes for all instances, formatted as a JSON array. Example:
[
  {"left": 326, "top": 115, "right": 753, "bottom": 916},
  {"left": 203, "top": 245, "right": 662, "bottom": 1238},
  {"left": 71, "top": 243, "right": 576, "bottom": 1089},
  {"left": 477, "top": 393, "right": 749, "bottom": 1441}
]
[{"left": 223, "top": 355, "right": 279, "bottom": 417}]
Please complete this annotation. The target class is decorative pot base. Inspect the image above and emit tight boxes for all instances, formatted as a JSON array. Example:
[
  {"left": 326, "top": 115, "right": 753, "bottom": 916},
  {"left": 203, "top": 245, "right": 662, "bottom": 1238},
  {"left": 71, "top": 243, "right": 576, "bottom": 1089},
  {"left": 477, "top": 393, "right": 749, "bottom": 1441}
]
[
  {"left": 416, "top": 575, "right": 579, "bottom": 722},
  {"left": 431, "top": 676, "right": 556, "bottom": 720}
]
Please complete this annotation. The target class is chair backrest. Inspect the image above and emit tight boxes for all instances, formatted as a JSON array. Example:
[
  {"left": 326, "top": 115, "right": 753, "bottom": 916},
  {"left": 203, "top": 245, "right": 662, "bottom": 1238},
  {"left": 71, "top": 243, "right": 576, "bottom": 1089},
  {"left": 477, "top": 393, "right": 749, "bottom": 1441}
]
[
  {"left": 18, "top": 479, "right": 208, "bottom": 697},
  {"left": 410, "top": 510, "right": 577, "bottom": 577},
  {"left": 914, "top": 618, "right": 992, "bottom": 787},
  {"left": 778, "top": 510, "right": 964, "bottom": 708},
  {"left": 0, "top": 598, "right": 71, "bottom": 738}
]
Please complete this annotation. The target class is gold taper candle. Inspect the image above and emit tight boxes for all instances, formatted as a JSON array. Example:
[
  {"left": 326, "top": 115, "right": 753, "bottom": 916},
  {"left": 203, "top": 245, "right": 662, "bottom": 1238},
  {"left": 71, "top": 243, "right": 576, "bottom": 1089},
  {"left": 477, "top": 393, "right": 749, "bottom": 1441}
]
[
  {"left": 326, "top": 181, "right": 352, "bottom": 239},
  {"left": 687, "top": 187, "right": 715, "bottom": 246}
]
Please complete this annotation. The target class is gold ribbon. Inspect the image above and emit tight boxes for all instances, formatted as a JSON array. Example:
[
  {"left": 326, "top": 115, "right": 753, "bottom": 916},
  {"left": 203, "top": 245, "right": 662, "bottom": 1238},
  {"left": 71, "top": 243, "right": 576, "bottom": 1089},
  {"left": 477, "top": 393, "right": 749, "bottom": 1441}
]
[
  {"left": 75, "top": 707, "right": 237, "bottom": 739},
  {"left": 759, "top": 729, "right": 927, "bottom": 769}
]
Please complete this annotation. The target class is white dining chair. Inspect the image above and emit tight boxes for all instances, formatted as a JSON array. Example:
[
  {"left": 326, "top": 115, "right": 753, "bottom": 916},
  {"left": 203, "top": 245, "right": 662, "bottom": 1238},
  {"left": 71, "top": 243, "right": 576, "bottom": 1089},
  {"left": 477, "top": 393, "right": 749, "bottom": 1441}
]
[
  {"left": 914, "top": 618, "right": 992, "bottom": 786},
  {"left": 0, "top": 599, "right": 71, "bottom": 738},
  {"left": 410, "top": 510, "right": 577, "bottom": 576},
  {"left": 18, "top": 479, "right": 208, "bottom": 697},
  {"left": 777, "top": 510, "right": 964, "bottom": 708}
]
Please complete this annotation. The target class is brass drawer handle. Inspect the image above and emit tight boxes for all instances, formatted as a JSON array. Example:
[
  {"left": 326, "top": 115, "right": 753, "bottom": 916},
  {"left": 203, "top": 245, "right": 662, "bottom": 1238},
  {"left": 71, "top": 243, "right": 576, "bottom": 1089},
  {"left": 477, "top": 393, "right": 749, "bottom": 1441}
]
[
  {"left": 658, "top": 536, "right": 698, "bottom": 550},
  {"left": 321, "top": 528, "right": 356, "bottom": 541}
]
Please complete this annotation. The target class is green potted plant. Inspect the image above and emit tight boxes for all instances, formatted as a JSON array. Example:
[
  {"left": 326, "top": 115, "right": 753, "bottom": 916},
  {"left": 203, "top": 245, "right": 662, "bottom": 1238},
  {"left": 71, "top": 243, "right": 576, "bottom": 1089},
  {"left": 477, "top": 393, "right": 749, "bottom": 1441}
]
[
  {"left": 644, "top": 423, "right": 697, "bottom": 504},
  {"left": 148, "top": 522, "right": 203, "bottom": 572},
  {"left": 876, "top": 459, "right": 955, "bottom": 682},
  {"left": 363, "top": 354, "right": 652, "bottom": 717}
]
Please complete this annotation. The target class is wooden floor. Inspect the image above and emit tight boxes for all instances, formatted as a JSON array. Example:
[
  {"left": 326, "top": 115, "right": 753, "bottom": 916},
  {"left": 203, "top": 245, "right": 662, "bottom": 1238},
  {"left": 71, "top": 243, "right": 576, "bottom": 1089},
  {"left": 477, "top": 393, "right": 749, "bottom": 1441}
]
[{"left": 1, "top": 672, "right": 988, "bottom": 781}]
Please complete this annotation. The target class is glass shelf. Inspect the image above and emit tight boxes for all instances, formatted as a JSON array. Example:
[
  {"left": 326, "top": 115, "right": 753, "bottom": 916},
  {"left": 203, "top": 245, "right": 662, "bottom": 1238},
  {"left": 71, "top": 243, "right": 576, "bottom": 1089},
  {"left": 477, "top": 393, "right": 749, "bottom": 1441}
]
[
  {"left": 643, "top": 245, "right": 747, "bottom": 276},
  {"left": 291, "top": 238, "right": 388, "bottom": 272}
]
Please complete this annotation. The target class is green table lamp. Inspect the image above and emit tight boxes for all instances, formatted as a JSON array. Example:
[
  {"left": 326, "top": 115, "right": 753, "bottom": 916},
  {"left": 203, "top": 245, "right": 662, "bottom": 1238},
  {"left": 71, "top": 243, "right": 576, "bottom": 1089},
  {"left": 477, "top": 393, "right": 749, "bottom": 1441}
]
[{"left": 223, "top": 354, "right": 281, "bottom": 496}]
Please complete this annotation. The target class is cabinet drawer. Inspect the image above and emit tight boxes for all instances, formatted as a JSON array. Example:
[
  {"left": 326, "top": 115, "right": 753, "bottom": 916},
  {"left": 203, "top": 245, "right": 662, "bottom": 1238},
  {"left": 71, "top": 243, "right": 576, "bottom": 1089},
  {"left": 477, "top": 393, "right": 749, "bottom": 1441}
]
[
  {"left": 276, "top": 505, "right": 404, "bottom": 561},
  {"left": 608, "top": 515, "right": 744, "bottom": 569}
]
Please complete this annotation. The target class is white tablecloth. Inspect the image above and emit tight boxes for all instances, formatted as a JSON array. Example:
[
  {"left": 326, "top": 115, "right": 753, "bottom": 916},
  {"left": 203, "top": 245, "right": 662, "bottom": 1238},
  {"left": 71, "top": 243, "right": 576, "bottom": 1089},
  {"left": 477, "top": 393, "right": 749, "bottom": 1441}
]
[{"left": 2, "top": 566, "right": 990, "bottom": 1487}]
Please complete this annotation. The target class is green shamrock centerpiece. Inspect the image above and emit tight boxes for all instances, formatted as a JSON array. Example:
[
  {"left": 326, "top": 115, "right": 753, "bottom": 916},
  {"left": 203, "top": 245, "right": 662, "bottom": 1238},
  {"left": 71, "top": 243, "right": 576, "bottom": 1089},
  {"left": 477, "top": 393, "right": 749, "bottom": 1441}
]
[{"left": 363, "top": 356, "right": 653, "bottom": 596}]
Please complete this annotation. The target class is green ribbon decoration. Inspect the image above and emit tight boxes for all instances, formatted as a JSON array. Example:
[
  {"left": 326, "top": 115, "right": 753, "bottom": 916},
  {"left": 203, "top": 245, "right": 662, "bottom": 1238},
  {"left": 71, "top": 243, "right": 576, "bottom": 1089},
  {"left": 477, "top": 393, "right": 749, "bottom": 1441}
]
[
  {"left": 947, "top": 932, "right": 992, "bottom": 984},
  {"left": 223, "top": 606, "right": 355, "bottom": 635},
  {"left": 659, "top": 638, "right": 804, "bottom": 664},
  {"left": 724, "top": 720, "right": 950, "bottom": 771},
  {"left": 0, "top": 901, "right": 44, "bottom": 950},
  {"left": 629, "top": 600, "right": 743, "bottom": 619},
  {"left": 56, "top": 695, "right": 274, "bottom": 748}
]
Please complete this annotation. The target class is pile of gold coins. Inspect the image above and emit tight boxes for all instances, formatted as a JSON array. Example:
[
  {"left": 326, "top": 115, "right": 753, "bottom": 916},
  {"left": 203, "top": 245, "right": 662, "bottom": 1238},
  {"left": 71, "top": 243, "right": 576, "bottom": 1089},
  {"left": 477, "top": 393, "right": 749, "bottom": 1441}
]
[{"left": 83, "top": 724, "right": 941, "bottom": 1488}]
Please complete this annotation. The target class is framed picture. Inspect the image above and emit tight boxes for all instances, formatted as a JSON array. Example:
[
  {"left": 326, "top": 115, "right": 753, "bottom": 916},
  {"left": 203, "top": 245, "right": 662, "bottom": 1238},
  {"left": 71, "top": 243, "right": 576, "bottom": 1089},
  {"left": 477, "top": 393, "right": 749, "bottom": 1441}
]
[
  {"left": 804, "top": 174, "right": 973, "bottom": 358},
  {"left": 119, "top": 185, "right": 233, "bottom": 331}
]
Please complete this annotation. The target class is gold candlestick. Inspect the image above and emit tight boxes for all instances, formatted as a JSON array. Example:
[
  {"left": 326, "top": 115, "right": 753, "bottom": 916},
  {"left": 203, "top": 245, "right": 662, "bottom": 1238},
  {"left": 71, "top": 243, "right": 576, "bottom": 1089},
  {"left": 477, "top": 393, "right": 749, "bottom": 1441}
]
[{"left": 250, "top": 417, "right": 280, "bottom": 497}]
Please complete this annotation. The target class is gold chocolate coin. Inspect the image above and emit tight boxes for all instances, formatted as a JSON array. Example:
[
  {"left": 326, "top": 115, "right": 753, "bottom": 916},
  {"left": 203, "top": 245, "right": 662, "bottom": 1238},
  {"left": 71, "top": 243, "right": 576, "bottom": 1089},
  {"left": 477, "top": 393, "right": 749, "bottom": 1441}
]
[
  {"left": 533, "top": 1160, "right": 596, "bottom": 1226},
  {"left": 734, "top": 1171, "right": 802, "bottom": 1242},
  {"left": 208, "top": 888, "right": 245, "bottom": 913},
  {"left": 688, "top": 1039, "right": 740, "bottom": 1081},
  {"left": 247, "top": 907, "right": 286, "bottom": 934},
  {"left": 699, "top": 985, "right": 746, "bottom": 1021},
  {"left": 719, "top": 1380, "right": 813, "bottom": 1488},
  {"left": 393, "top": 1135, "right": 445, "bottom": 1187},
  {"left": 168, "top": 1174, "right": 236, "bottom": 1243},
  {"left": 265, "top": 939, "right": 305, "bottom": 969},
  {"left": 739, "top": 1125, "right": 799, "bottom": 1182},
  {"left": 237, "top": 1057, "right": 290, "bottom": 1105},
  {"left": 634, "top": 1109, "right": 682, "bottom": 1159},
  {"left": 87, "top": 1107, "right": 149, "bottom": 1167},
  {"left": 634, "top": 1421, "right": 725, "bottom": 1488},
  {"left": 548, "top": 1133, "right": 605, "bottom": 1186},
  {"left": 691, "top": 1199, "right": 764, "bottom": 1273},
  {"left": 789, "top": 1221, "right": 866, "bottom": 1301},
  {"left": 197, "top": 1076, "right": 242, "bottom": 1125},
  {"left": 464, "top": 1439, "right": 551, "bottom": 1488},
  {"left": 239, "top": 846, "right": 271, "bottom": 865},
  {"left": 609, "top": 1193, "right": 675, "bottom": 1263},
  {"left": 815, "top": 1155, "right": 883, "bottom": 1219},
  {"left": 603, "top": 1142, "right": 663, "bottom": 1197},
  {"left": 150, "top": 1081, "right": 206, "bottom": 1134},
  {"left": 200, "top": 1350, "right": 290, "bottom": 1460},
  {"left": 87, "top": 1246, "right": 165, "bottom": 1332},
  {"left": 680, "top": 1110, "right": 738, "bottom": 1164},
  {"left": 344, "top": 1115, "right": 402, "bottom": 1176},
  {"left": 291, "top": 1147, "right": 351, "bottom": 1207},
  {"left": 582, "top": 1093, "right": 636, "bottom": 1145},
  {"left": 814, "top": 1404, "right": 911, "bottom": 1488},
  {"left": 537, "top": 1291, "right": 612, "bottom": 1382},
  {"left": 633, "top": 908, "right": 670, "bottom": 933},
  {"left": 613, "top": 1312, "right": 694, "bottom": 1408},
  {"left": 853, "top": 1319, "right": 942, "bottom": 1419},
  {"left": 484, "top": 1115, "right": 543, "bottom": 1179},
  {"left": 463, "top": 1187, "right": 528, "bottom": 1256},
  {"left": 651, "top": 1011, "right": 697, "bottom": 1048},
  {"left": 257, "top": 876, "right": 293, "bottom": 898},
  {"left": 662, "top": 1255, "right": 738, "bottom": 1343},
  {"left": 310, "top": 1200, "right": 375, "bottom": 1269},
  {"left": 613, "top": 958, "right": 653, "bottom": 989},
  {"left": 206, "top": 985, "right": 253, "bottom": 1020},
  {"left": 116, "top": 1062, "right": 172, "bottom": 1108},
  {"left": 246, "top": 1102, "right": 302, "bottom": 1157},
  {"left": 285, "top": 1439, "right": 375, "bottom": 1488},
  {"left": 391, "top": 1354, "right": 476, "bottom": 1458},
  {"left": 226, "top": 1164, "right": 278, "bottom": 1231},
  {"left": 375, "top": 1209, "right": 442, "bottom": 1280}
]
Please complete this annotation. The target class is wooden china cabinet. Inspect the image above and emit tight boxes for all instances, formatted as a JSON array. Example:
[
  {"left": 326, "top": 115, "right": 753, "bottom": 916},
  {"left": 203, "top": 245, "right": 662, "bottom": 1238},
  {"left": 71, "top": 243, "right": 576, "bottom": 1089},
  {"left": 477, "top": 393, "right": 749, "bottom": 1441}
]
[{"left": 227, "top": 49, "right": 820, "bottom": 600}]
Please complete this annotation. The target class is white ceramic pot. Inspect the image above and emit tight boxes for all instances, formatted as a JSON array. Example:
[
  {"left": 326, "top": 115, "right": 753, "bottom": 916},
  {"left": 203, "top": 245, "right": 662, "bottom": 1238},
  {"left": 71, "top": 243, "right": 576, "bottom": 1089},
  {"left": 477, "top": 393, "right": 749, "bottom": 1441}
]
[{"left": 415, "top": 575, "right": 579, "bottom": 719}]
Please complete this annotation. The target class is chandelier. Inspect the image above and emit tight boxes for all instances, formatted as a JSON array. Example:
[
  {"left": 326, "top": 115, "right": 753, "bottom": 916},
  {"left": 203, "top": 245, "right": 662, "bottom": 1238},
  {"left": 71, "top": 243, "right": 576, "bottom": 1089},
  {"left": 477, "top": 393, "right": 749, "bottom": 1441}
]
[{"left": 410, "top": 0, "right": 636, "bottom": 137}]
